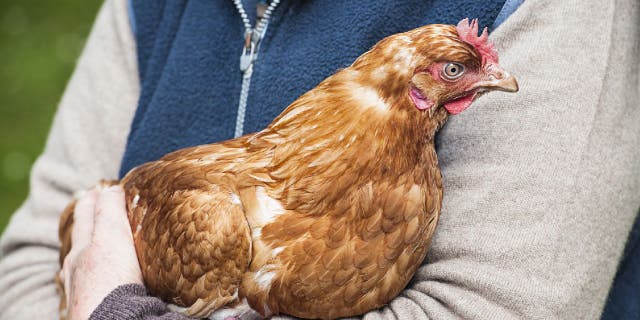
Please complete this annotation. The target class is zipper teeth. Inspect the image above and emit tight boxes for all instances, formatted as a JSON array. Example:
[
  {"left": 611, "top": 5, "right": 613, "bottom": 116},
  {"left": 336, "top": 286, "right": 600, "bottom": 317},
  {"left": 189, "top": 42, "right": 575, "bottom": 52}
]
[
  {"left": 235, "top": 68, "right": 253, "bottom": 138},
  {"left": 232, "top": 0, "right": 280, "bottom": 138},
  {"left": 255, "top": 0, "right": 280, "bottom": 34},
  {"left": 232, "top": 0, "right": 252, "bottom": 31}
]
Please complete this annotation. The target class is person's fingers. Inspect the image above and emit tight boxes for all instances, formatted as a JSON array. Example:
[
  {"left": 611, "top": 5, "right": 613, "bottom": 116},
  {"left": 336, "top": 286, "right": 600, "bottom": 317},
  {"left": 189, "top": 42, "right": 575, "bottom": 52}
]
[
  {"left": 63, "top": 188, "right": 98, "bottom": 306},
  {"left": 93, "top": 185, "right": 132, "bottom": 242},
  {"left": 92, "top": 185, "right": 143, "bottom": 285},
  {"left": 71, "top": 189, "right": 99, "bottom": 250}
]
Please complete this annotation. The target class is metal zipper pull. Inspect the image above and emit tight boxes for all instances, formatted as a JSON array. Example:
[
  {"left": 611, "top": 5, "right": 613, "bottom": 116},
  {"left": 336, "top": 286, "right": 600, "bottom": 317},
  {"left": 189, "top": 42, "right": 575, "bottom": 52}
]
[
  {"left": 233, "top": 0, "right": 281, "bottom": 138},
  {"left": 240, "top": 31, "right": 256, "bottom": 72}
]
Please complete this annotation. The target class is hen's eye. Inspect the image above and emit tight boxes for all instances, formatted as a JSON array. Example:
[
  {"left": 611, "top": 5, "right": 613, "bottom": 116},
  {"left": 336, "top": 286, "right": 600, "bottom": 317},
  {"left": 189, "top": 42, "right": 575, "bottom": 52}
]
[{"left": 442, "top": 62, "right": 465, "bottom": 80}]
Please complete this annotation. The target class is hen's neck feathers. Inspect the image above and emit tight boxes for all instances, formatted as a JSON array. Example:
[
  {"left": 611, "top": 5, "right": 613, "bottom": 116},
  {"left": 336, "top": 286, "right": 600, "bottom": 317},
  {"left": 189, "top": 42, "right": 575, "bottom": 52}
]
[
  {"left": 236, "top": 66, "right": 448, "bottom": 215},
  {"left": 241, "top": 25, "right": 476, "bottom": 185},
  {"left": 262, "top": 65, "right": 447, "bottom": 172}
]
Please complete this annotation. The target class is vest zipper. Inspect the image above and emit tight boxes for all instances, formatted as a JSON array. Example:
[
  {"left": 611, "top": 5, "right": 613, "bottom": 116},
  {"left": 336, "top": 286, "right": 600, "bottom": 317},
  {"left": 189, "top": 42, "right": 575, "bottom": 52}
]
[{"left": 233, "top": 0, "right": 281, "bottom": 138}]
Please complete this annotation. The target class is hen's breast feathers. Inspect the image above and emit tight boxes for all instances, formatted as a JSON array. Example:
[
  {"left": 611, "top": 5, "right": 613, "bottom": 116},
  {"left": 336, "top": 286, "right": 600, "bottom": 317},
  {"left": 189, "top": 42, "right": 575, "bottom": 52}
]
[{"left": 117, "top": 37, "right": 448, "bottom": 318}]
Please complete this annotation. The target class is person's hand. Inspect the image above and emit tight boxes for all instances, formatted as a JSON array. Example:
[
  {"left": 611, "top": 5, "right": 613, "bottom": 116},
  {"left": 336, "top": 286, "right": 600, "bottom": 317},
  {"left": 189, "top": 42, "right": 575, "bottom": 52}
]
[{"left": 60, "top": 185, "right": 143, "bottom": 320}]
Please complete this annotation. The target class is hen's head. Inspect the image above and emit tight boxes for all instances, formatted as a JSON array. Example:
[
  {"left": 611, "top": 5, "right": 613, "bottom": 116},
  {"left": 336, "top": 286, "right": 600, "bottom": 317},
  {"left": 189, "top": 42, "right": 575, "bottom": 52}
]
[{"left": 351, "top": 18, "right": 518, "bottom": 116}]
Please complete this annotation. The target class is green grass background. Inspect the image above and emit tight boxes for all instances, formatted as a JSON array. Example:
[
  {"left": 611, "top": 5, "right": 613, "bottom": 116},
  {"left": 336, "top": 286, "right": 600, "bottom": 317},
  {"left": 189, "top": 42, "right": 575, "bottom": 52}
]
[{"left": 0, "top": 1, "right": 102, "bottom": 233}]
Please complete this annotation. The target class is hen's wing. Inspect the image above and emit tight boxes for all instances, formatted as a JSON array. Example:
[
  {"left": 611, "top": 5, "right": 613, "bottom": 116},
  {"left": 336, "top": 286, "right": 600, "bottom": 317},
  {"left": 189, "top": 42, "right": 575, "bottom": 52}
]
[{"left": 123, "top": 159, "right": 252, "bottom": 318}]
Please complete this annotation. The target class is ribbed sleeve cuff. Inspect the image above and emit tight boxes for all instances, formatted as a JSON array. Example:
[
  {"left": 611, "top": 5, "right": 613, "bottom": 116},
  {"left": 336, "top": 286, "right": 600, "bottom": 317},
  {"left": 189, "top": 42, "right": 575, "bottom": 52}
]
[{"left": 89, "top": 283, "right": 176, "bottom": 320}]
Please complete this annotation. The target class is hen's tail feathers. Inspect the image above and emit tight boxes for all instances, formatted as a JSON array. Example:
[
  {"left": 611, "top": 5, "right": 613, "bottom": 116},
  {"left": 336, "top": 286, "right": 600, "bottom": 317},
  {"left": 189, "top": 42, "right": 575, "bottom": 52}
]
[
  {"left": 58, "top": 200, "right": 76, "bottom": 266},
  {"left": 56, "top": 199, "right": 75, "bottom": 320}
]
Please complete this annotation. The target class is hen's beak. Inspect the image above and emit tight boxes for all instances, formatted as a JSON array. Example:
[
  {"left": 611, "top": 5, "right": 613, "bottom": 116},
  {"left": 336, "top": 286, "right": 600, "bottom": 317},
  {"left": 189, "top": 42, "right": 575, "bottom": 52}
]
[{"left": 475, "top": 64, "right": 519, "bottom": 93}]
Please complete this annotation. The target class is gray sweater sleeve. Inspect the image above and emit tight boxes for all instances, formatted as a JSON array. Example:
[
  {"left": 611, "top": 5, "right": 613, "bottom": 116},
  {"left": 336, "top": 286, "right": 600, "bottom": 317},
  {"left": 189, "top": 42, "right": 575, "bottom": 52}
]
[
  {"left": 362, "top": 0, "right": 640, "bottom": 319},
  {"left": 90, "top": 284, "right": 190, "bottom": 320},
  {"left": 0, "top": 1, "right": 140, "bottom": 319}
]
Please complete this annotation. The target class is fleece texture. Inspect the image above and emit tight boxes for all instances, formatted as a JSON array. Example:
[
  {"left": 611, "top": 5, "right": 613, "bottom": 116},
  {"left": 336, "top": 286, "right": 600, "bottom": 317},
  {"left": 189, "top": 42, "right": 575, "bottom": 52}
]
[
  {"left": 119, "top": 0, "right": 507, "bottom": 175},
  {"left": 602, "top": 213, "right": 640, "bottom": 319}
]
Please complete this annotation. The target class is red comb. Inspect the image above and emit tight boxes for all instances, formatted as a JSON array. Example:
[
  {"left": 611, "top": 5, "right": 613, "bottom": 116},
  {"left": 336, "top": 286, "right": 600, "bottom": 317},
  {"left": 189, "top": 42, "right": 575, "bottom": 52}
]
[{"left": 456, "top": 18, "right": 498, "bottom": 64}]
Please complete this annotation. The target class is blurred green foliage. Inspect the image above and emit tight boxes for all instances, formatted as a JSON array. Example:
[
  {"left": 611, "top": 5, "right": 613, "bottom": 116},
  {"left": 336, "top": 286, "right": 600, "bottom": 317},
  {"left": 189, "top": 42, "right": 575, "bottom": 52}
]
[{"left": 0, "top": 1, "right": 102, "bottom": 232}]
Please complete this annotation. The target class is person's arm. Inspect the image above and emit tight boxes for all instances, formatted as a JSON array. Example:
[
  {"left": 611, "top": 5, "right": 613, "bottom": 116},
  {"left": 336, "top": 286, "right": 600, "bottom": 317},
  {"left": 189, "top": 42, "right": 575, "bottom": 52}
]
[
  {"left": 363, "top": 0, "right": 640, "bottom": 319},
  {"left": 0, "top": 1, "right": 139, "bottom": 319}
]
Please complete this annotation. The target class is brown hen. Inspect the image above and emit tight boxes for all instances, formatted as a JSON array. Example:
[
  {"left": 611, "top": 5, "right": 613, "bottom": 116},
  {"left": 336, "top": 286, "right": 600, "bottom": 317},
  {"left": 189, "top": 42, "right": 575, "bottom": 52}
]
[{"left": 58, "top": 18, "right": 518, "bottom": 320}]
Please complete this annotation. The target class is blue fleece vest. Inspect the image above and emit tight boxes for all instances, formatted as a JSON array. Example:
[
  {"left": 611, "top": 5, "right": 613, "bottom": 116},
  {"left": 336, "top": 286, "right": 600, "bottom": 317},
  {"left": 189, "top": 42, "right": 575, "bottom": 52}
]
[{"left": 120, "top": 0, "right": 513, "bottom": 175}]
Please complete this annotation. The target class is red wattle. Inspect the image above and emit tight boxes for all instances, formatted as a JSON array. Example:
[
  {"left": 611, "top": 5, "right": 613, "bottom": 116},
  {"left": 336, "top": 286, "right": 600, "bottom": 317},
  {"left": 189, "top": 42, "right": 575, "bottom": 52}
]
[{"left": 444, "top": 93, "right": 475, "bottom": 114}]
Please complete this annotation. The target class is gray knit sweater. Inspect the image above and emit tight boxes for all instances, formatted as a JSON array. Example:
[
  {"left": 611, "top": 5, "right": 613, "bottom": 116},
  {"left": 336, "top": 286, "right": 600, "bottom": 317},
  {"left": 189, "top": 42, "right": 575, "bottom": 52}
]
[{"left": 90, "top": 284, "right": 188, "bottom": 320}]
